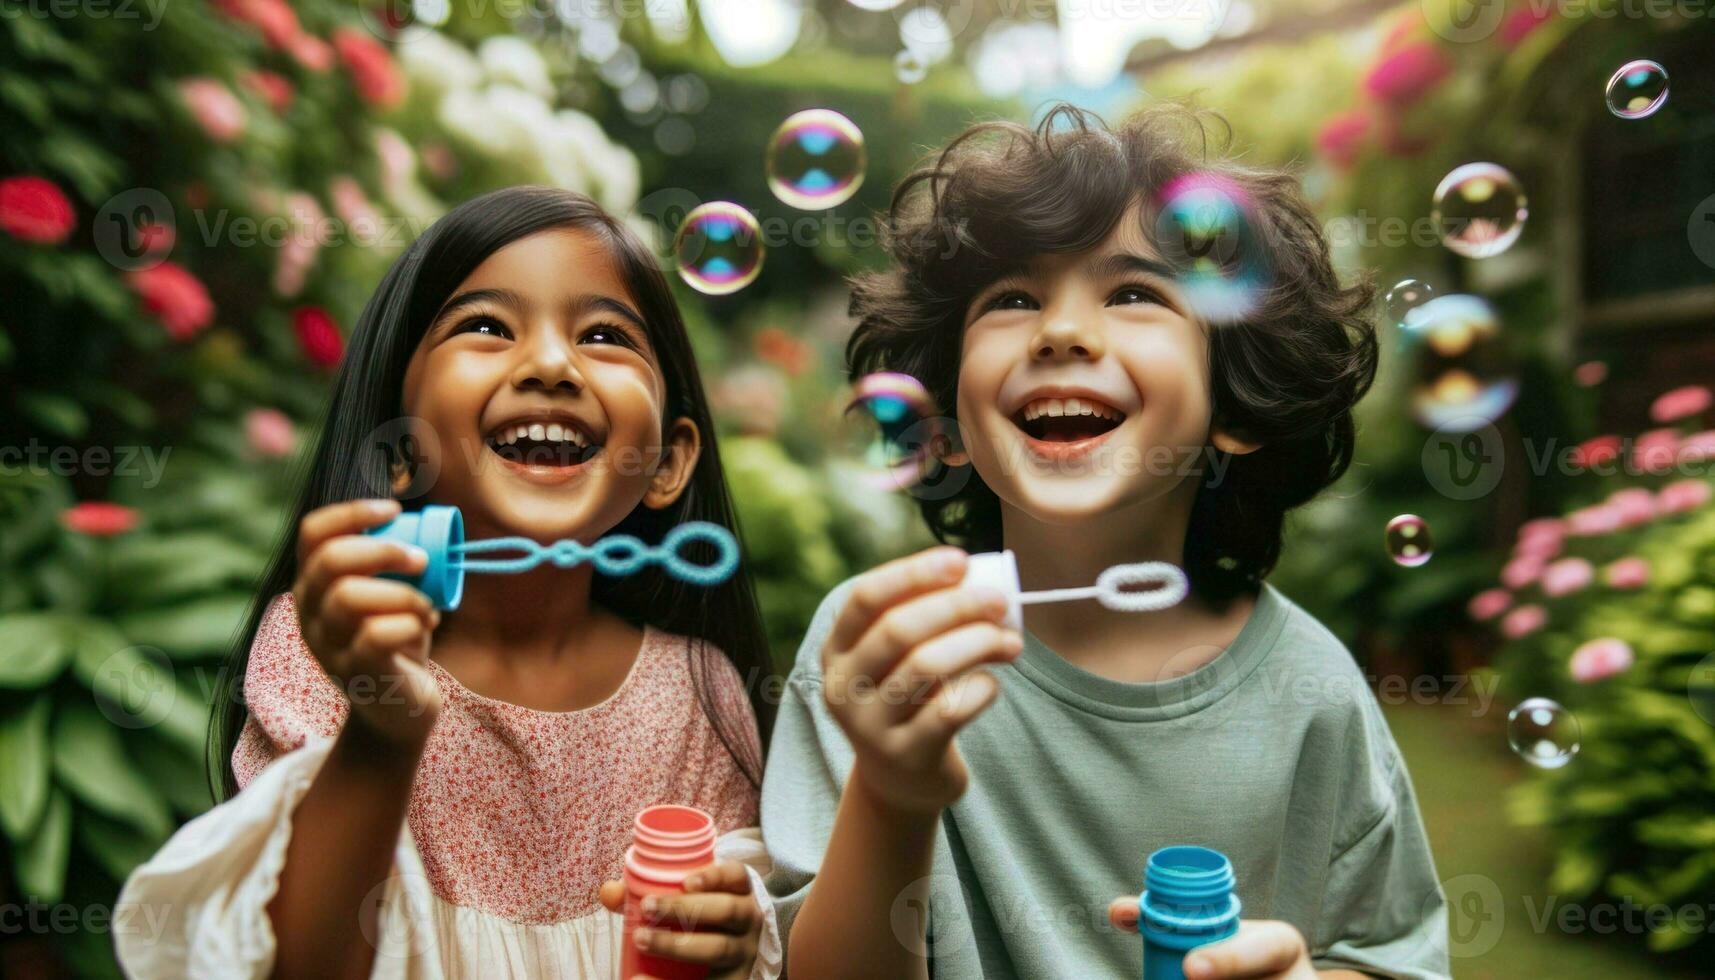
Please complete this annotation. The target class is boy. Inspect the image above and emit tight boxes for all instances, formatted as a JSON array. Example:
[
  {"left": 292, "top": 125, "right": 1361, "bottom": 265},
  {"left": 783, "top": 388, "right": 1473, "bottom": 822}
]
[{"left": 760, "top": 104, "right": 1450, "bottom": 979}]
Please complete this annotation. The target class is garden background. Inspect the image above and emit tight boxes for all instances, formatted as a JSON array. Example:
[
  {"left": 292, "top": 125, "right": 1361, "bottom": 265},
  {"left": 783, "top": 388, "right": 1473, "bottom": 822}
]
[{"left": 2, "top": 0, "right": 1714, "bottom": 975}]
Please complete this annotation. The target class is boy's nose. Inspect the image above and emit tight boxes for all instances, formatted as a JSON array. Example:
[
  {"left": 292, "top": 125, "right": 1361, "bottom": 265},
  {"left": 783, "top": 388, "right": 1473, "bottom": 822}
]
[{"left": 1030, "top": 315, "right": 1106, "bottom": 362}]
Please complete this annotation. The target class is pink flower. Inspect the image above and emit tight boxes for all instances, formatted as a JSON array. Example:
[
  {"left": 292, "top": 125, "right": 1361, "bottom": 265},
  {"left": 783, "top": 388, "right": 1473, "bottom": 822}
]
[
  {"left": 328, "top": 176, "right": 380, "bottom": 241},
  {"left": 1607, "top": 487, "right": 1657, "bottom": 528},
  {"left": 1498, "top": 7, "right": 1554, "bottom": 48},
  {"left": 1517, "top": 517, "right": 1567, "bottom": 545},
  {"left": 1567, "top": 504, "right": 1622, "bottom": 537},
  {"left": 290, "top": 33, "right": 334, "bottom": 72},
  {"left": 1657, "top": 478, "right": 1712, "bottom": 515},
  {"left": 243, "top": 70, "right": 295, "bottom": 112},
  {"left": 1569, "top": 637, "right": 1634, "bottom": 683},
  {"left": 1603, "top": 557, "right": 1650, "bottom": 590},
  {"left": 1633, "top": 428, "right": 1681, "bottom": 474},
  {"left": 1316, "top": 111, "right": 1370, "bottom": 170},
  {"left": 1652, "top": 385, "right": 1712, "bottom": 424},
  {"left": 1467, "top": 588, "right": 1513, "bottom": 621},
  {"left": 1501, "top": 604, "right": 1547, "bottom": 639},
  {"left": 1573, "top": 360, "right": 1607, "bottom": 387},
  {"left": 1363, "top": 42, "right": 1452, "bottom": 109},
  {"left": 212, "top": 0, "right": 302, "bottom": 50},
  {"left": 1540, "top": 557, "right": 1595, "bottom": 597},
  {"left": 245, "top": 408, "right": 297, "bottom": 457},
  {"left": 0, "top": 176, "right": 75, "bottom": 244},
  {"left": 61, "top": 502, "right": 139, "bottom": 536},
  {"left": 127, "top": 261, "right": 214, "bottom": 340},
  {"left": 269, "top": 191, "right": 327, "bottom": 297},
  {"left": 1377, "top": 117, "right": 1433, "bottom": 158},
  {"left": 1570, "top": 434, "right": 1621, "bottom": 471},
  {"left": 293, "top": 306, "right": 343, "bottom": 368},
  {"left": 333, "top": 28, "right": 406, "bottom": 109},
  {"left": 1676, "top": 429, "right": 1715, "bottom": 464},
  {"left": 178, "top": 78, "right": 247, "bottom": 144},
  {"left": 1500, "top": 555, "right": 1544, "bottom": 590}
]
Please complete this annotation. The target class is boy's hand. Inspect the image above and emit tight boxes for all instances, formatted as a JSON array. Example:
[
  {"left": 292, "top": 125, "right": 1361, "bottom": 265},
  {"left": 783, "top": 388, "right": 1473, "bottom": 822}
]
[
  {"left": 293, "top": 498, "right": 442, "bottom": 750},
  {"left": 821, "top": 548, "right": 1023, "bottom": 815},
  {"left": 598, "top": 861, "right": 762, "bottom": 979},
  {"left": 1108, "top": 900, "right": 1322, "bottom": 979}
]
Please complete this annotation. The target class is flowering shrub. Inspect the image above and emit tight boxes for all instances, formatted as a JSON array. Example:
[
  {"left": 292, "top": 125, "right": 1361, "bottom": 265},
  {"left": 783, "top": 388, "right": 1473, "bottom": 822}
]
[{"left": 1472, "top": 385, "right": 1715, "bottom": 953}]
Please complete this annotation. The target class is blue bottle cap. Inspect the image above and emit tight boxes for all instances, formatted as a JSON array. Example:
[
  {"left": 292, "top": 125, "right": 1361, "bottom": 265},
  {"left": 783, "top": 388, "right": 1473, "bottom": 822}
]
[
  {"left": 1140, "top": 845, "right": 1241, "bottom": 952},
  {"left": 367, "top": 504, "right": 465, "bottom": 610}
]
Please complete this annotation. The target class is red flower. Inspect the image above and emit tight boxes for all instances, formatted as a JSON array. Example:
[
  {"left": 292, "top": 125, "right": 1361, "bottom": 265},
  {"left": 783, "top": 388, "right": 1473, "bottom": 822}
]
[
  {"left": 1569, "top": 434, "right": 1620, "bottom": 471},
  {"left": 293, "top": 306, "right": 344, "bottom": 368},
  {"left": 0, "top": 176, "right": 76, "bottom": 244},
  {"left": 1498, "top": 7, "right": 1554, "bottom": 49},
  {"left": 754, "top": 327, "right": 810, "bottom": 376},
  {"left": 212, "top": 0, "right": 302, "bottom": 51},
  {"left": 333, "top": 28, "right": 406, "bottom": 109},
  {"left": 1363, "top": 42, "right": 1452, "bottom": 109},
  {"left": 1315, "top": 111, "right": 1370, "bottom": 170},
  {"left": 127, "top": 261, "right": 215, "bottom": 341},
  {"left": 243, "top": 70, "right": 296, "bottom": 113},
  {"left": 61, "top": 502, "right": 139, "bottom": 536}
]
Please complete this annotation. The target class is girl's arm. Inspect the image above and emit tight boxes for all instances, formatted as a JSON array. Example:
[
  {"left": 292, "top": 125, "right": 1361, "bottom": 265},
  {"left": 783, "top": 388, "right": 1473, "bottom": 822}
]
[{"left": 268, "top": 499, "right": 442, "bottom": 979}]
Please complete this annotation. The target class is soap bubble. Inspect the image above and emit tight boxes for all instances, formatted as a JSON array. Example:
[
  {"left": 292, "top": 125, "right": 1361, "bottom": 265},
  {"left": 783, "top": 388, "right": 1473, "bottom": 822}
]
[
  {"left": 1403, "top": 293, "right": 1518, "bottom": 431},
  {"left": 1432, "top": 163, "right": 1528, "bottom": 259},
  {"left": 839, "top": 373, "right": 944, "bottom": 491},
  {"left": 1383, "top": 279, "right": 1436, "bottom": 330},
  {"left": 672, "top": 202, "right": 764, "bottom": 295},
  {"left": 1151, "top": 173, "right": 1269, "bottom": 324},
  {"left": 1606, "top": 60, "right": 1669, "bottom": 119},
  {"left": 766, "top": 109, "right": 866, "bottom": 210},
  {"left": 1385, "top": 514, "right": 1434, "bottom": 567},
  {"left": 894, "top": 49, "right": 927, "bottom": 84},
  {"left": 1507, "top": 698, "right": 1581, "bottom": 769}
]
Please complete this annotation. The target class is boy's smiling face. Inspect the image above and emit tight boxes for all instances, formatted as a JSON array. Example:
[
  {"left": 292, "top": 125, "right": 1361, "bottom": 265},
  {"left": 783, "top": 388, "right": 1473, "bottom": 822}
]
[{"left": 955, "top": 206, "right": 1252, "bottom": 525}]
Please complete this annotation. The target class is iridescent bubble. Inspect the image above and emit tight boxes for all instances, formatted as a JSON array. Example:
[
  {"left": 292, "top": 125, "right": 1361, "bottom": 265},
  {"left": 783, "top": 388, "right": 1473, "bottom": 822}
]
[
  {"left": 894, "top": 49, "right": 927, "bottom": 84},
  {"left": 1385, "top": 514, "right": 1434, "bottom": 567},
  {"left": 1404, "top": 293, "right": 1518, "bottom": 431},
  {"left": 1605, "top": 60, "right": 1669, "bottom": 120},
  {"left": 766, "top": 109, "right": 866, "bottom": 210},
  {"left": 1151, "top": 173, "right": 1269, "bottom": 325},
  {"left": 672, "top": 202, "right": 764, "bottom": 295},
  {"left": 1383, "top": 279, "right": 1436, "bottom": 330},
  {"left": 1432, "top": 163, "right": 1529, "bottom": 259},
  {"left": 839, "top": 373, "right": 943, "bottom": 492},
  {"left": 1507, "top": 698, "right": 1581, "bottom": 769}
]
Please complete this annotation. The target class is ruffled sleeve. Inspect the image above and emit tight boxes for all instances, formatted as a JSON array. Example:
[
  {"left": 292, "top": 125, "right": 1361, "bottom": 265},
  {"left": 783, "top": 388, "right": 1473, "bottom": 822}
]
[{"left": 230, "top": 592, "right": 349, "bottom": 789}]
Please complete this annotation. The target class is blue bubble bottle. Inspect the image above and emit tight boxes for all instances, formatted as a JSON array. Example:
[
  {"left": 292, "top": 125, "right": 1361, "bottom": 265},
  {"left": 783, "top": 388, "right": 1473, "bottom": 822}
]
[{"left": 1139, "top": 845, "right": 1241, "bottom": 980}]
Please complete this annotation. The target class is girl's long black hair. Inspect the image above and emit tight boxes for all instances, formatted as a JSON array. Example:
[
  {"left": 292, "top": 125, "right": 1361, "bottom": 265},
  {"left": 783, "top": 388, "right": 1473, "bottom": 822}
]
[{"left": 210, "top": 186, "right": 773, "bottom": 799}]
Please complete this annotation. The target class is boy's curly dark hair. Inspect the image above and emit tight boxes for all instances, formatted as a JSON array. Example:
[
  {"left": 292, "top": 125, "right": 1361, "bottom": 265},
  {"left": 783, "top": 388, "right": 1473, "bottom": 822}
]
[{"left": 847, "top": 103, "right": 1378, "bottom": 603}]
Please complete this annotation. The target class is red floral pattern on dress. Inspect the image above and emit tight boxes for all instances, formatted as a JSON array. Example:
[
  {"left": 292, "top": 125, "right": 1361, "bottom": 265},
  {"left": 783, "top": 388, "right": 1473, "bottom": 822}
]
[{"left": 232, "top": 593, "right": 760, "bottom": 925}]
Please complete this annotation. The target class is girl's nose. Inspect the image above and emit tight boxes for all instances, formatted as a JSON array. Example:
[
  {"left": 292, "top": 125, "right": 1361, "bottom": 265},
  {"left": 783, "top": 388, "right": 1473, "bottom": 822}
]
[
  {"left": 511, "top": 333, "right": 585, "bottom": 393},
  {"left": 1029, "top": 314, "right": 1106, "bottom": 362}
]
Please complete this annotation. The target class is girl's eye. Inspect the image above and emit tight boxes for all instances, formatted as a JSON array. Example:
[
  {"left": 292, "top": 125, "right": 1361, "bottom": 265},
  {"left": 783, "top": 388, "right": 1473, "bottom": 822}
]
[
  {"left": 1109, "top": 286, "right": 1163, "bottom": 307},
  {"left": 988, "top": 291, "right": 1038, "bottom": 312},
  {"left": 579, "top": 325, "right": 634, "bottom": 348},
  {"left": 456, "top": 316, "right": 512, "bottom": 339}
]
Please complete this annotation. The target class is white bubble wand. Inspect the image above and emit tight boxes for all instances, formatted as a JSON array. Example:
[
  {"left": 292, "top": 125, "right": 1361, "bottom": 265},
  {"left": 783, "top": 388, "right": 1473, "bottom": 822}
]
[{"left": 961, "top": 551, "right": 1190, "bottom": 631}]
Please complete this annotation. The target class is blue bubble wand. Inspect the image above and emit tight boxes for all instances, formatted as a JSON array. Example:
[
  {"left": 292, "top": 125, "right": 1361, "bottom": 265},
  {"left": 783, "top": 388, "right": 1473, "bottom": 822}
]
[{"left": 367, "top": 505, "right": 740, "bottom": 610}]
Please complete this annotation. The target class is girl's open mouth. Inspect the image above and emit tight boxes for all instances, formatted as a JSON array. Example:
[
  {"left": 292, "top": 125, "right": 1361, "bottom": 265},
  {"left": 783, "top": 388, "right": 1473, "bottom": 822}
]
[
  {"left": 1011, "top": 397, "right": 1126, "bottom": 457},
  {"left": 484, "top": 421, "right": 603, "bottom": 473}
]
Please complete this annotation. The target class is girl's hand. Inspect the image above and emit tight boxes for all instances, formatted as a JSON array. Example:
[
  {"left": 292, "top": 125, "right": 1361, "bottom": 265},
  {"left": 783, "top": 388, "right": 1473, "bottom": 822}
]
[
  {"left": 293, "top": 498, "right": 443, "bottom": 750},
  {"left": 1107, "top": 900, "right": 1321, "bottom": 979},
  {"left": 822, "top": 548, "right": 1022, "bottom": 815},
  {"left": 598, "top": 861, "right": 763, "bottom": 979}
]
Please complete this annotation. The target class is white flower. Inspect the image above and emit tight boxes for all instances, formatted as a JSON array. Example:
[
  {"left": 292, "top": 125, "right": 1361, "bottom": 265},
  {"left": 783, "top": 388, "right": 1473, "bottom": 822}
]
[
  {"left": 397, "top": 30, "right": 483, "bottom": 95},
  {"left": 478, "top": 35, "right": 554, "bottom": 99}
]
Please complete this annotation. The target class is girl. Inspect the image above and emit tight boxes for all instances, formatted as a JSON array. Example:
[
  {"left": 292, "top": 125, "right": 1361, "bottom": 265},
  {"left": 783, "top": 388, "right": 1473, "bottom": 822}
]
[{"left": 118, "top": 187, "right": 781, "bottom": 979}]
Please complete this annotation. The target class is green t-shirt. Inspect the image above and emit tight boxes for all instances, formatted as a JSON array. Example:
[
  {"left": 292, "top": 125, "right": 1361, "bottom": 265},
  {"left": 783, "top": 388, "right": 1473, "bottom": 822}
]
[{"left": 760, "top": 581, "right": 1451, "bottom": 979}]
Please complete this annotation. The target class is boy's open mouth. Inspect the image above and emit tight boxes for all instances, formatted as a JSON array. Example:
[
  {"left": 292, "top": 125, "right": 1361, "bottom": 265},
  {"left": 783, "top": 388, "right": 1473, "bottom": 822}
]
[
  {"left": 484, "top": 419, "right": 603, "bottom": 469},
  {"left": 1011, "top": 397, "right": 1126, "bottom": 444}
]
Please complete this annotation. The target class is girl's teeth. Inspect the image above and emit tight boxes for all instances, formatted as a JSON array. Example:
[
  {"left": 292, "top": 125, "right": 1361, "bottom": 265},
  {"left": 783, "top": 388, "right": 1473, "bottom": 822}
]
[
  {"left": 529, "top": 423, "right": 546, "bottom": 441},
  {"left": 547, "top": 423, "right": 563, "bottom": 441}
]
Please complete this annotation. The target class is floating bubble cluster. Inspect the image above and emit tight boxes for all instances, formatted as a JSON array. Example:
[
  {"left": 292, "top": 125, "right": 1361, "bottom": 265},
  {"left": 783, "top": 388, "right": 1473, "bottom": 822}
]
[
  {"left": 1431, "top": 163, "right": 1529, "bottom": 259},
  {"left": 840, "top": 373, "right": 943, "bottom": 491},
  {"left": 672, "top": 201, "right": 764, "bottom": 295},
  {"left": 766, "top": 109, "right": 867, "bottom": 210},
  {"left": 1403, "top": 293, "right": 1518, "bottom": 431},
  {"left": 1507, "top": 698, "right": 1581, "bottom": 769},
  {"left": 1383, "top": 279, "right": 1436, "bottom": 330},
  {"left": 1385, "top": 514, "right": 1434, "bottom": 567},
  {"left": 1151, "top": 173, "right": 1269, "bottom": 324},
  {"left": 1605, "top": 60, "right": 1669, "bottom": 119}
]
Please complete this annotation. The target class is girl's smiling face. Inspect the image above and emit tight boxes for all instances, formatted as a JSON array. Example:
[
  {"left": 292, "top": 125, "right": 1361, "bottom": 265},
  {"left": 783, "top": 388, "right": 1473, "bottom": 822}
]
[{"left": 399, "top": 227, "right": 699, "bottom": 543}]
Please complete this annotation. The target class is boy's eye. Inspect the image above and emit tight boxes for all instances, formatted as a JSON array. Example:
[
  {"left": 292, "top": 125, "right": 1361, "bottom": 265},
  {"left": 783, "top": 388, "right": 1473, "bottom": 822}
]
[
  {"left": 1109, "top": 286, "right": 1163, "bottom": 307},
  {"left": 456, "top": 316, "right": 512, "bottom": 339},
  {"left": 988, "top": 291, "right": 1038, "bottom": 312}
]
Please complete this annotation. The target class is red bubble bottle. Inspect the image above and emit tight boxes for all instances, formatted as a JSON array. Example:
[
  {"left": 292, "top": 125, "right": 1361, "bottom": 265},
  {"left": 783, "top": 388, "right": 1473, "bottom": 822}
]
[{"left": 622, "top": 804, "right": 717, "bottom": 980}]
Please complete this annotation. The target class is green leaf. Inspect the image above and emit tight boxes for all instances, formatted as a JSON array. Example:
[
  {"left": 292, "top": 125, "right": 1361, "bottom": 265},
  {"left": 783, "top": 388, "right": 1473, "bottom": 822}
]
[
  {"left": 116, "top": 593, "right": 253, "bottom": 659},
  {"left": 0, "top": 696, "right": 52, "bottom": 840},
  {"left": 70, "top": 632, "right": 211, "bottom": 757},
  {"left": 76, "top": 809, "right": 167, "bottom": 883},
  {"left": 14, "top": 787, "right": 71, "bottom": 902},
  {"left": 0, "top": 613, "right": 74, "bottom": 688},
  {"left": 106, "top": 533, "right": 264, "bottom": 607},
  {"left": 51, "top": 700, "right": 174, "bottom": 839},
  {"left": 17, "top": 391, "right": 90, "bottom": 440},
  {"left": 129, "top": 736, "right": 214, "bottom": 816}
]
